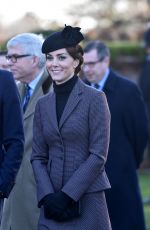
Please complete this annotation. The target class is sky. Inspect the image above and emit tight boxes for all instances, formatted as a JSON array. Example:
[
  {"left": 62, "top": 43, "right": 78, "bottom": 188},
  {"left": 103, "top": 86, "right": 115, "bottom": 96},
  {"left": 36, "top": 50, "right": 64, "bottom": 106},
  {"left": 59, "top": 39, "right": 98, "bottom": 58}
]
[
  {"left": 0, "top": 0, "right": 96, "bottom": 30},
  {"left": 0, "top": 0, "right": 80, "bottom": 24}
]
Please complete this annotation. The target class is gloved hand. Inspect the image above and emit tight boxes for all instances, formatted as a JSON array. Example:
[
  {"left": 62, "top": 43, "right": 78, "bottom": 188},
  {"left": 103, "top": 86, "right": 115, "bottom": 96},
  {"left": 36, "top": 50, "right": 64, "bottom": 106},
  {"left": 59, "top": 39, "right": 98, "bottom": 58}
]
[
  {"left": 43, "top": 191, "right": 73, "bottom": 220},
  {"left": 55, "top": 200, "right": 80, "bottom": 222}
]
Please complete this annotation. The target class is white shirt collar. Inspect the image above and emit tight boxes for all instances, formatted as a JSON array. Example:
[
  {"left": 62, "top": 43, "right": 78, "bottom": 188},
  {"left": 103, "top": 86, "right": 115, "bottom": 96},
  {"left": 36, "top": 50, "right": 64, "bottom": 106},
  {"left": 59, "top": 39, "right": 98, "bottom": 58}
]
[
  {"left": 91, "top": 68, "right": 109, "bottom": 90},
  {"left": 28, "top": 69, "right": 44, "bottom": 94}
]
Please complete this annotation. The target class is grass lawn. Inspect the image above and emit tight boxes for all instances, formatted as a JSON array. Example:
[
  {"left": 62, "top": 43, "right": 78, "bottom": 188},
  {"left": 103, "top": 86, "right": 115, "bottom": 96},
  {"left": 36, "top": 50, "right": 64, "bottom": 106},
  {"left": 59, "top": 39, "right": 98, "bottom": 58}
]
[
  {"left": 144, "top": 205, "right": 150, "bottom": 230},
  {"left": 138, "top": 170, "right": 150, "bottom": 230}
]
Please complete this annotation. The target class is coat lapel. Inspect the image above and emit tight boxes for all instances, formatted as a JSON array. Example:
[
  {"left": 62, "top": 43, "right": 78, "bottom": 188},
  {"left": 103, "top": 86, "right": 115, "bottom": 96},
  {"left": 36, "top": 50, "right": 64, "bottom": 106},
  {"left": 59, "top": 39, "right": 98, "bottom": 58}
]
[
  {"left": 40, "top": 78, "right": 83, "bottom": 133},
  {"left": 24, "top": 86, "right": 42, "bottom": 119},
  {"left": 103, "top": 70, "right": 117, "bottom": 94},
  {"left": 18, "top": 71, "right": 51, "bottom": 119},
  {"left": 18, "top": 83, "right": 26, "bottom": 102},
  {"left": 59, "top": 78, "right": 83, "bottom": 129},
  {"left": 45, "top": 92, "right": 60, "bottom": 132}
]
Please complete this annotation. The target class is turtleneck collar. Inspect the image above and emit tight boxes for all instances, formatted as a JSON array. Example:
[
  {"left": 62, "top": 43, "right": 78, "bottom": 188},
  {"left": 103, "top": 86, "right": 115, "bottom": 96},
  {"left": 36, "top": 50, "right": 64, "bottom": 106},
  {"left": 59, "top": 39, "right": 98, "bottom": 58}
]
[{"left": 53, "top": 75, "right": 78, "bottom": 94}]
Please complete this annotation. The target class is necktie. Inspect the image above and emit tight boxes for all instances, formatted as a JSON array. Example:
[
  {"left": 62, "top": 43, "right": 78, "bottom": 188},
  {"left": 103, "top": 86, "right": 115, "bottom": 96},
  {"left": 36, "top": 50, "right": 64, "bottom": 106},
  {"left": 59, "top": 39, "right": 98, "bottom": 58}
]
[
  {"left": 23, "top": 84, "right": 31, "bottom": 112},
  {"left": 94, "top": 83, "right": 100, "bottom": 89}
]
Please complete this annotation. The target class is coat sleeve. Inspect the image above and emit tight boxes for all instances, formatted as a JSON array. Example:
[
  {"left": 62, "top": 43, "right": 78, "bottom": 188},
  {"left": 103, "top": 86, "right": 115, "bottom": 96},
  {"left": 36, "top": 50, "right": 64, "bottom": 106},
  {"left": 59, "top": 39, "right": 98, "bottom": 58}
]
[
  {"left": 31, "top": 100, "right": 55, "bottom": 202},
  {"left": 123, "top": 84, "right": 149, "bottom": 168},
  {"left": 62, "top": 91, "right": 110, "bottom": 201},
  {"left": 0, "top": 72, "right": 24, "bottom": 197}
]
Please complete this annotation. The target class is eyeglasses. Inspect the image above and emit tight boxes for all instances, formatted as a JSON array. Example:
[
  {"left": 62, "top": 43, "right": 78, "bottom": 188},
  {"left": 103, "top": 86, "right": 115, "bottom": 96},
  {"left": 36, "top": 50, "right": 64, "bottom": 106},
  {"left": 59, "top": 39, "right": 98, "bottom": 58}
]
[
  {"left": 6, "top": 54, "right": 32, "bottom": 63},
  {"left": 83, "top": 58, "right": 104, "bottom": 68}
]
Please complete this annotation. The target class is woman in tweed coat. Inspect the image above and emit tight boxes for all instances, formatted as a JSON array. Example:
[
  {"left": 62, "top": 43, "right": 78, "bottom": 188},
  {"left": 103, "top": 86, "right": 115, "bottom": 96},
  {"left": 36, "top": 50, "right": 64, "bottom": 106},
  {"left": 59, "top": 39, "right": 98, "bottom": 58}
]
[{"left": 31, "top": 25, "right": 111, "bottom": 230}]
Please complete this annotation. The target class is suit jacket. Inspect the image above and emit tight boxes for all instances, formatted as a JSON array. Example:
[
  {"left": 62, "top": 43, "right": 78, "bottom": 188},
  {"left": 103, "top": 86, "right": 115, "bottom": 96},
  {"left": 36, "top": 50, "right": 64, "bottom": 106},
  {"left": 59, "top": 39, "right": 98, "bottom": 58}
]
[
  {"left": 103, "top": 70, "right": 148, "bottom": 230},
  {"left": 31, "top": 77, "right": 111, "bottom": 228},
  {"left": 1, "top": 70, "right": 52, "bottom": 230},
  {"left": 0, "top": 69, "right": 24, "bottom": 197}
]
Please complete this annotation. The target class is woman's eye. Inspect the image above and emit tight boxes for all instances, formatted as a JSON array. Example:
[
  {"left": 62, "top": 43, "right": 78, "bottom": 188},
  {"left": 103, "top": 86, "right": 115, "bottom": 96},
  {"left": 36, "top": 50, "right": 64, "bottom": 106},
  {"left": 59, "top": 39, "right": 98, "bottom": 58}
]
[
  {"left": 59, "top": 56, "right": 66, "bottom": 60},
  {"left": 46, "top": 56, "right": 53, "bottom": 61}
]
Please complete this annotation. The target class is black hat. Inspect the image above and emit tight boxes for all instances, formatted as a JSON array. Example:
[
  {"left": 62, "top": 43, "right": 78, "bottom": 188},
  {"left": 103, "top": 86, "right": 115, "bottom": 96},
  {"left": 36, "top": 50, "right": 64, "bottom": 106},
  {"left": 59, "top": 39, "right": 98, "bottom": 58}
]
[{"left": 42, "top": 25, "right": 84, "bottom": 54}]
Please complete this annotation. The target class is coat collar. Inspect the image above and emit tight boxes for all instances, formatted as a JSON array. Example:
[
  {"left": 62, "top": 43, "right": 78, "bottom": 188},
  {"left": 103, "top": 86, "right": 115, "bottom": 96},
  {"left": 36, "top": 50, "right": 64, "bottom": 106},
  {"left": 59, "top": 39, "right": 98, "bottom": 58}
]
[
  {"left": 19, "top": 70, "right": 52, "bottom": 119},
  {"left": 59, "top": 78, "right": 83, "bottom": 129},
  {"left": 103, "top": 69, "right": 118, "bottom": 93},
  {"left": 45, "top": 77, "right": 83, "bottom": 131}
]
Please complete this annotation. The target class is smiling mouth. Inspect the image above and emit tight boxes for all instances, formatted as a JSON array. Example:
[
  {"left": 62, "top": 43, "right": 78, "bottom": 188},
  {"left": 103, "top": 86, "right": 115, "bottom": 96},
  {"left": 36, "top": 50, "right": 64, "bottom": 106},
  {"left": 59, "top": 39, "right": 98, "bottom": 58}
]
[
  {"left": 52, "top": 69, "right": 61, "bottom": 71},
  {"left": 51, "top": 70, "right": 62, "bottom": 74}
]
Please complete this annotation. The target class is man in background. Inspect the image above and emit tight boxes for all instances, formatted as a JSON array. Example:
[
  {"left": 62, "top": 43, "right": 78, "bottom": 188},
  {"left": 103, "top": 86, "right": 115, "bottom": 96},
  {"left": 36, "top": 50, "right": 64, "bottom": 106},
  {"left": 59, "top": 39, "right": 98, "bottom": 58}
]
[
  {"left": 82, "top": 40, "right": 148, "bottom": 230},
  {"left": 1, "top": 33, "right": 52, "bottom": 230},
  {"left": 0, "top": 69, "right": 24, "bottom": 223}
]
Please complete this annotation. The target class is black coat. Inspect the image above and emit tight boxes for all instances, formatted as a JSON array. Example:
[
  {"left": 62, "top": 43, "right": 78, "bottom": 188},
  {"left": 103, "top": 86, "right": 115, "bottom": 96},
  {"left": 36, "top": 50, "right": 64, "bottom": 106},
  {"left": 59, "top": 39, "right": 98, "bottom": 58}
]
[
  {"left": 103, "top": 70, "right": 148, "bottom": 230},
  {"left": 0, "top": 70, "right": 24, "bottom": 197}
]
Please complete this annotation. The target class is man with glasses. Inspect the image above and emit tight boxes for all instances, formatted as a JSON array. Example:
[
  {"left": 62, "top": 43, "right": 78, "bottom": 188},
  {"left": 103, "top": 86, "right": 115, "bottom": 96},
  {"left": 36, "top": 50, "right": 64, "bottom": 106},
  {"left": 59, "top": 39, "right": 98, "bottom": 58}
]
[
  {"left": 82, "top": 40, "right": 148, "bottom": 230},
  {"left": 1, "top": 33, "right": 52, "bottom": 230}
]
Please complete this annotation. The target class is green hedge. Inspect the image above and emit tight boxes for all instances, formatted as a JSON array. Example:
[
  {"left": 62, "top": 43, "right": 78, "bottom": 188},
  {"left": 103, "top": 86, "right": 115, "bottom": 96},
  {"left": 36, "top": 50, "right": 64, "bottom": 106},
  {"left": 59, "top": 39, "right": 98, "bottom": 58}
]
[
  {"left": 106, "top": 42, "right": 145, "bottom": 61},
  {"left": 0, "top": 39, "right": 146, "bottom": 61}
]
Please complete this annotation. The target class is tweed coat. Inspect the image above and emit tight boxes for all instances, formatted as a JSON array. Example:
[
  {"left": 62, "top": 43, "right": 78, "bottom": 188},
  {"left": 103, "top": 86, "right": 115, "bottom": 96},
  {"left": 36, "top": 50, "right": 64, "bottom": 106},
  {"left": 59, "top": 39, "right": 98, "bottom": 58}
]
[
  {"left": 0, "top": 71, "right": 52, "bottom": 230},
  {"left": 0, "top": 70, "right": 24, "bottom": 197},
  {"left": 103, "top": 70, "right": 148, "bottom": 230},
  {"left": 31, "top": 77, "right": 111, "bottom": 230}
]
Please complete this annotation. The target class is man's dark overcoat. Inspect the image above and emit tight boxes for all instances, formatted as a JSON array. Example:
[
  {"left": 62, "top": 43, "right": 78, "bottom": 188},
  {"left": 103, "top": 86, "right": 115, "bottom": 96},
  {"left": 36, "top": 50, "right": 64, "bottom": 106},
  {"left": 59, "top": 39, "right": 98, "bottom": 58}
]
[{"left": 104, "top": 70, "right": 148, "bottom": 230}]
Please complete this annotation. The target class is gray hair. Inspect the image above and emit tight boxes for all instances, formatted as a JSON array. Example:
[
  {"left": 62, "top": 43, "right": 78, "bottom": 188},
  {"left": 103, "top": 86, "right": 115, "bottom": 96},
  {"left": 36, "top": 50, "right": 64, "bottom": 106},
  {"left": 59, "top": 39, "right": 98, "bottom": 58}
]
[
  {"left": 7, "top": 33, "right": 46, "bottom": 68},
  {"left": 84, "top": 40, "right": 110, "bottom": 61}
]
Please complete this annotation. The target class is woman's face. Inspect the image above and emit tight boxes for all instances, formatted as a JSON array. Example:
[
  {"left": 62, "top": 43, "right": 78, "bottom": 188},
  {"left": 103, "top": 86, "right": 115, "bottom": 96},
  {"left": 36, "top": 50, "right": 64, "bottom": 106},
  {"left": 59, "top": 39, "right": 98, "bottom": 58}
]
[{"left": 46, "top": 48, "right": 78, "bottom": 84}]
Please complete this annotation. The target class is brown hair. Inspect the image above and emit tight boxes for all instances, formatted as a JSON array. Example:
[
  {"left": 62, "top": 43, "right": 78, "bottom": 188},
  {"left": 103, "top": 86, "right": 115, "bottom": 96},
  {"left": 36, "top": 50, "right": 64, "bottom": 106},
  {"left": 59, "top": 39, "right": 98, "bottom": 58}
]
[{"left": 66, "top": 45, "right": 83, "bottom": 75}]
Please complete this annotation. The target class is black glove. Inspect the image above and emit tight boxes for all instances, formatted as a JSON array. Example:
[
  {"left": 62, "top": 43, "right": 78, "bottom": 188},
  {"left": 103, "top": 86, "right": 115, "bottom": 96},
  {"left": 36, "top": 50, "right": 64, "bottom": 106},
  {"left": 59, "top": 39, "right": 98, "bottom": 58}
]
[
  {"left": 43, "top": 191, "right": 73, "bottom": 219},
  {"left": 55, "top": 200, "right": 81, "bottom": 222}
]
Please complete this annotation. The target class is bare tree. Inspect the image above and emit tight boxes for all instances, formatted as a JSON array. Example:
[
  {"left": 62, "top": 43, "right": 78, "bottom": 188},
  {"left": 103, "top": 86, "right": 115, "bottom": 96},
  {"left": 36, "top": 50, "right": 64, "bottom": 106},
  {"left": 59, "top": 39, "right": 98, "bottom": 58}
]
[{"left": 67, "top": 0, "right": 150, "bottom": 40}]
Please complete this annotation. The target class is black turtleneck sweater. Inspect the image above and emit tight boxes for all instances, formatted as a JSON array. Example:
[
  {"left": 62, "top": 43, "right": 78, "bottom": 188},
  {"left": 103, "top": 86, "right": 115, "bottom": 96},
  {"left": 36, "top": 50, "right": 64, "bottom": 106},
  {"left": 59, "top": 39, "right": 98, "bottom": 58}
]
[{"left": 53, "top": 76, "right": 78, "bottom": 124}]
